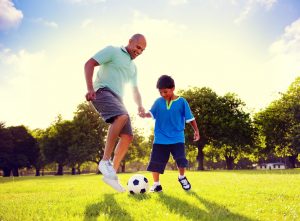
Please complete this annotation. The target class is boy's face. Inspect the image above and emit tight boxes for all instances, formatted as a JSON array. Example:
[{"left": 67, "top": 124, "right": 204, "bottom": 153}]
[{"left": 159, "top": 87, "right": 175, "bottom": 100}]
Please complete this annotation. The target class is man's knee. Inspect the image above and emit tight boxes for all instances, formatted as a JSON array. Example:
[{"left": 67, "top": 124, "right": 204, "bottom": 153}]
[
  {"left": 115, "top": 114, "right": 129, "bottom": 123},
  {"left": 121, "top": 134, "right": 134, "bottom": 143}
]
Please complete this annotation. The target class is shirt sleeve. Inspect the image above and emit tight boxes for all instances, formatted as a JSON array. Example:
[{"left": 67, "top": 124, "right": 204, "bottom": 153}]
[
  {"left": 92, "top": 46, "right": 113, "bottom": 65},
  {"left": 183, "top": 98, "right": 195, "bottom": 123},
  {"left": 149, "top": 99, "right": 159, "bottom": 119},
  {"left": 130, "top": 64, "right": 138, "bottom": 87}
]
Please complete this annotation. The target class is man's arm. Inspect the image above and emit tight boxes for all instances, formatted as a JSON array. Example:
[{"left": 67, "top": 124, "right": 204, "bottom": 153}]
[
  {"left": 84, "top": 58, "right": 99, "bottom": 101},
  {"left": 132, "top": 86, "right": 145, "bottom": 116}
]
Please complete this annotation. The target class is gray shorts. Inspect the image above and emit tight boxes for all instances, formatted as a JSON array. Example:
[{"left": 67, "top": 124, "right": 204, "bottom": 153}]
[{"left": 91, "top": 87, "right": 133, "bottom": 136}]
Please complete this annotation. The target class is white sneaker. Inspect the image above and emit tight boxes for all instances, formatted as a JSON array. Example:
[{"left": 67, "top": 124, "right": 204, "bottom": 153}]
[
  {"left": 102, "top": 177, "right": 126, "bottom": 193},
  {"left": 98, "top": 160, "right": 117, "bottom": 179}
]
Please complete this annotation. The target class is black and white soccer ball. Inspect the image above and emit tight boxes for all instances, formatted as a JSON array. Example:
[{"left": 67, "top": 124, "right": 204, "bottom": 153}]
[{"left": 127, "top": 174, "right": 149, "bottom": 194}]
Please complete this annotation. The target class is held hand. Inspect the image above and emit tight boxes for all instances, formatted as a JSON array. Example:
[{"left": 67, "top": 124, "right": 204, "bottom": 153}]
[
  {"left": 193, "top": 131, "right": 200, "bottom": 142},
  {"left": 85, "top": 90, "right": 96, "bottom": 101},
  {"left": 138, "top": 106, "right": 145, "bottom": 117}
]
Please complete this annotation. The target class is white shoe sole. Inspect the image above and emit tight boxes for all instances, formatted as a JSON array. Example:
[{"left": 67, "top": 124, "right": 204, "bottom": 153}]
[{"left": 102, "top": 177, "right": 126, "bottom": 193}]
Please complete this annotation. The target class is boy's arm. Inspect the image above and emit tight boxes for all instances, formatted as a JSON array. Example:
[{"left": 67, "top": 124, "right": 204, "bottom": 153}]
[{"left": 189, "top": 119, "right": 200, "bottom": 141}]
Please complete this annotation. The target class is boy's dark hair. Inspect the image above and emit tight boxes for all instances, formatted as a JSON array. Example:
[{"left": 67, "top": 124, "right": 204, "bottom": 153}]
[{"left": 156, "top": 75, "right": 175, "bottom": 89}]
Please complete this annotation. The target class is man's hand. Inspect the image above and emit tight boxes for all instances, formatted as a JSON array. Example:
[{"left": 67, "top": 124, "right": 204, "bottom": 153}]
[
  {"left": 138, "top": 106, "right": 145, "bottom": 117},
  {"left": 85, "top": 89, "right": 96, "bottom": 101}
]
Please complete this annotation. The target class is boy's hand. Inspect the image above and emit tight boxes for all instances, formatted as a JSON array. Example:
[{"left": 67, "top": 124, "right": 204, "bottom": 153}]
[{"left": 193, "top": 131, "right": 200, "bottom": 141}]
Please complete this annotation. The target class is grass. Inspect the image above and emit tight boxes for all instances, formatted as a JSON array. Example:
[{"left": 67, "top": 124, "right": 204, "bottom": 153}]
[{"left": 0, "top": 169, "right": 300, "bottom": 221}]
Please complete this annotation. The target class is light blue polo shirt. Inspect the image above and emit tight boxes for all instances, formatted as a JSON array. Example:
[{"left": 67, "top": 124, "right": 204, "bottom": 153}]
[
  {"left": 92, "top": 46, "right": 137, "bottom": 98},
  {"left": 149, "top": 97, "right": 195, "bottom": 144}
]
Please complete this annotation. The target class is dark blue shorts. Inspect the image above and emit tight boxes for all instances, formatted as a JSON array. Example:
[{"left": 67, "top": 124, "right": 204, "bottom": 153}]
[{"left": 147, "top": 143, "right": 188, "bottom": 174}]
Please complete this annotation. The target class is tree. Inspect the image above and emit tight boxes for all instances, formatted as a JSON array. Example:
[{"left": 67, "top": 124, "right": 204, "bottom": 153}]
[
  {"left": 31, "top": 128, "right": 47, "bottom": 176},
  {"left": 213, "top": 93, "right": 256, "bottom": 169},
  {"left": 0, "top": 122, "right": 14, "bottom": 177},
  {"left": 43, "top": 116, "right": 72, "bottom": 175},
  {"left": 6, "top": 126, "right": 37, "bottom": 176},
  {"left": 72, "top": 102, "right": 108, "bottom": 173},
  {"left": 255, "top": 77, "right": 300, "bottom": 168},
  {"left": 179, "top": 87, "right": 224, "bottom": 170}
]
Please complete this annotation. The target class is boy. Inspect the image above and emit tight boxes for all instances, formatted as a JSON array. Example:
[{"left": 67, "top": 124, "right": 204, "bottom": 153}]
[{"left": 140, "top": 75, "right": 200, "bottom": 192}]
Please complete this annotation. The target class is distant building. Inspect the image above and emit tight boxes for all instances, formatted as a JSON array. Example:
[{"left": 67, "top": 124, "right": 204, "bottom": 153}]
[{"left": 255, "top": 162, "right": 286, "bottom": 170}]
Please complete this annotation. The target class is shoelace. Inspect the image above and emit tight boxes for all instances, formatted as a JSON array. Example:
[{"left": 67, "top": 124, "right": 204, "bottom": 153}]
[{"left": 180, "top": 179, "right": 188, "bottom": 185}]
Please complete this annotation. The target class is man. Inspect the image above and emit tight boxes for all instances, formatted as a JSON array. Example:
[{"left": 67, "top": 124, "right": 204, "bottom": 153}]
[{"left": 84, "top": 34, "right": 146, "bottom": 192}]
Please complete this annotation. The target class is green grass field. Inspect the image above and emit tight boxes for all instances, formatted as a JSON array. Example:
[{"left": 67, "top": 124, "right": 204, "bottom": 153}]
[{"left": 0, "top": 169, "right": 299, "bottom": 221}]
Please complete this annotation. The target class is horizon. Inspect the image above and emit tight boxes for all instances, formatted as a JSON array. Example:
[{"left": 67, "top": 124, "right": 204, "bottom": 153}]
[{"left": 0, "top": 0, "right": 299, "bottom": 130}]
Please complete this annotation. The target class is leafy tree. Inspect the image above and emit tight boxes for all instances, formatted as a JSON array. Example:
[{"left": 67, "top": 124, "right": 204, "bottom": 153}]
[
  {"left": 72, "top": 102, "right": 108, "bottom": 172},
  {"left": 255, "top": 77, "right": 300, "bottom": 168},
  {"left": 179, "top": 87, "right": 224, "bottom": 170},
  {"left": 0, "top": 122, "right": 14, "bottom": 177},
  {"left": 6, "top": 126, "right": 37, "bottom": 176},
  {"left": 43, "top": 116, "right": 72, "bottom": 175},
  {"left": 31, "top": 128, "right": 47, "bottom": 176},
  {"left": 213, "top": 93, "right": 256, "bottom": 169}
]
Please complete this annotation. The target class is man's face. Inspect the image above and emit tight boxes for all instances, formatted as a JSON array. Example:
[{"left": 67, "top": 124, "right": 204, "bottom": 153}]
[
  {"left": 159, "top": 88, "right": 175, "bottom": 100},
  {"left": 127, "top": 38, "right": 146, "bottom": 60}
]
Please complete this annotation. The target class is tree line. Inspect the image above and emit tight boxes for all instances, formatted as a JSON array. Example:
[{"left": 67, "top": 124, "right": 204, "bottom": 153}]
[{"left": 0, "top": 77, "right": 299, "bottom": 177}]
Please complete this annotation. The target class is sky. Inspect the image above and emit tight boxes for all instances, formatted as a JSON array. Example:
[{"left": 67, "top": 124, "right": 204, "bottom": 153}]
[{"left": 0, "top": 0, "right": 300, "bottom": 131}]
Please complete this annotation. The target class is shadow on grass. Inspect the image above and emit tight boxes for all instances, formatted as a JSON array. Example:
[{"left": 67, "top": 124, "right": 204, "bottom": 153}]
[
  {"left": 158, "top": 191, "right": 257, "bottom": 221},
  {"left": 128, "top": 192, "right": 151, "bottom": 201},
  {"left": 84, "top": 194, "right": 133, "bottom": 221}
]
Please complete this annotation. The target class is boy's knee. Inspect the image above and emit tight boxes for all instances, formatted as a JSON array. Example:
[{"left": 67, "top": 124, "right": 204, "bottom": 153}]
[{"left": 176, "top": 158, "right": 188, "bottom": 168}]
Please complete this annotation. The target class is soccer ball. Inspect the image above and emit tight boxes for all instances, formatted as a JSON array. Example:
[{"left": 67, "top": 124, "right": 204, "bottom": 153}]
[{"left": 127, "top": 174, "right": 149, "bottom": 194}]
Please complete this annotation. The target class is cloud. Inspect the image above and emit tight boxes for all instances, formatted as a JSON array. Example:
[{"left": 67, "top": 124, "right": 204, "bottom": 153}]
[
  {"left": 32, "top": 18, "right": 58, "bottom": 28},
  {"left": 81, "top": 18, "right": 94, "bottom": 28},
  {"left": 0, "top": 0, "right": 23, "bottom": 31},
  {"left": 168, "top": 0, "right": 188, "bottom": 6},
  {"left": 270, "top": 18, "right": 300, "bottom": 55},
  {"left": 0, "top": 47, "right": 86, "bottom": 129},
  {"left": 259, "top": 18, "right": 300, "bottom": 102},
  {"left": 66, "top": 0, "right": 106, "bottom": 4},
  {"left": 234, "top": 0, "right": 277, "bottom": 24}
]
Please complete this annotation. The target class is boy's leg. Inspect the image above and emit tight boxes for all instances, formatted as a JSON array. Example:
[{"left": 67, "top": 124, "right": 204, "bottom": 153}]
[
  {"left": 152, "top": 172, "right": 160, "bottom": 182},
  {"left": 178, "top": 167, "right": 185, "bottom": 176},
  {"left": 150, "top": 172, "right": 163, "bottom": 192},
  {"left": 170, "top": 143, "right": 191, "bottom": 191},
  {"left": 147, "top": 144, "right": 170, "bottom": 192}
]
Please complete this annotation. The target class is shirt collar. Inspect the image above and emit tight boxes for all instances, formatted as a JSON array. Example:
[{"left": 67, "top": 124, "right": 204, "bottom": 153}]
[{"left": 121, "top": 46, "right": 128, "bottom": 53}]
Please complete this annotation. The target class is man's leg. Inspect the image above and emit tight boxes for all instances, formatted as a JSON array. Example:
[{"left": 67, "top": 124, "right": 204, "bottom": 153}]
[
  {"left": 113, "top": 134, "right": 133, "bottom": 171},
  {"left": 99, "top": 114, "right": 128, "bottom": 180},
  {"left": 99, "top": 114, "right": 129, "bottom": 193},
  {"left": 102, "top": 114, "right": 129, "bottom": 160}
]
